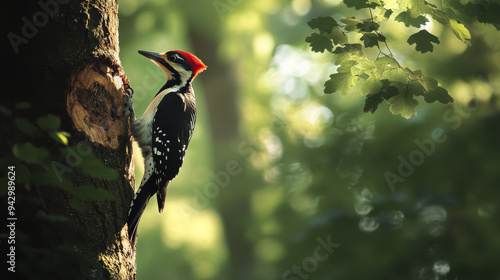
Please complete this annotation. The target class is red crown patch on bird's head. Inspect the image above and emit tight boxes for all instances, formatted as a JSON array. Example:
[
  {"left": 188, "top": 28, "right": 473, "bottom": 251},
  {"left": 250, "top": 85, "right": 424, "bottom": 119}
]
[{"left": 174, "top": 50, "right": 207, "bottom": 78}]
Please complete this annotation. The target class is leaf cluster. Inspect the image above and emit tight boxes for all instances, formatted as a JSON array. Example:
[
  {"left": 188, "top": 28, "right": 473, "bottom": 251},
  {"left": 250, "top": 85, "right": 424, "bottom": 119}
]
[
  {"left": 3, "top": 102, "right": 117, "bottom": 211},
  {"left": 304, "top": 0, "right": 480, "bottom": 118}
]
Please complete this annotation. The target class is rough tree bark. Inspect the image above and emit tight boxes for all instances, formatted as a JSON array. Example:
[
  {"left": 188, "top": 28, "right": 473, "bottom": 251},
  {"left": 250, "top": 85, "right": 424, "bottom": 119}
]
[{"left": 5, "top": 1, "right": 136, "bottom": 279}]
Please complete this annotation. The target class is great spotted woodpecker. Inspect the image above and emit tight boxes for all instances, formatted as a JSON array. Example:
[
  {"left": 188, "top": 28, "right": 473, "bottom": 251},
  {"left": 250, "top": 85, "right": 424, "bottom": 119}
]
[{"left": 126, "top": 50, "right": 206, "bottom": 243}]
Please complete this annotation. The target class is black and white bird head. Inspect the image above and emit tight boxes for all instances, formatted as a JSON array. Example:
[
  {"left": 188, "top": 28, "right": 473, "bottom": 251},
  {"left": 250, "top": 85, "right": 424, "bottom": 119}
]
[{"left": 138, "top": 50, "right": 207, "bottom": 88}]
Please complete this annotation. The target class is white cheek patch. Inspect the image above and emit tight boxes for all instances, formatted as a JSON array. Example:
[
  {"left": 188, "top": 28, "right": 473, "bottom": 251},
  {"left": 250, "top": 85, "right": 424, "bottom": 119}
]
[{"left": 171, "top": 64, "right": 192, "bottom": 87}]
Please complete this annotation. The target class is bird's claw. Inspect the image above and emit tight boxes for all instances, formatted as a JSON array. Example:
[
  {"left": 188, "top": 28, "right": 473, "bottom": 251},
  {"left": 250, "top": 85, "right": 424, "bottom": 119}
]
[{"left": 118, "top": 84, "right": 135, "bottom": 119}]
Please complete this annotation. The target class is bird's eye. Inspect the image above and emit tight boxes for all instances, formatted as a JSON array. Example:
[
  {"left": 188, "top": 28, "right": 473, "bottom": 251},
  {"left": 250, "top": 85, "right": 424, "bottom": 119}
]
[{"left": 167, "top": 54, "right": 177, "bottom": 62}]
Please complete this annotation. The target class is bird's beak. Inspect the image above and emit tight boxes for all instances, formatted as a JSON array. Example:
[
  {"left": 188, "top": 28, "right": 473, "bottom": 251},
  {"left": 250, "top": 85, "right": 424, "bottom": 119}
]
[
  {"left": 139, "top": 50, "right": 173, "bottom": 79},
  {"left": 138, "top": 50, "right": 165, "bottom": 63}
]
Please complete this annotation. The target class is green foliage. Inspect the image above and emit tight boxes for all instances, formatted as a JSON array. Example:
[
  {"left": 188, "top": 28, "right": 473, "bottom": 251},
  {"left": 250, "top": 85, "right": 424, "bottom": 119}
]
[
  {"left": 12, "top": 143, "right": 50, "bottom": 164},
  {"left": 364, "top": 83, "right": 398, "bottom": 113},
  {"left": 357, "top": 21, "right": 379, "bottom": 32},
  {"left": 79, "top": 152, "right": 119, "bottom": 180},
  {"left": 306, "top": 17, "right": 344, "bottom": 53},
  {"left": 70, "top": 185, "right": 115, "bottom": 211},
  {"left": 340, "top": 17, "right": 363, "bottom": 31},
  {"left": 305, "top": 33, "right": 333, "bottom": 53},
  {"left": 449, "top": 19, "right": 471, "bottom": 46},
  {"left": 387, "top": 91, "right": 419, "bottom": 119},
  {"left": 307, "top": 16, "right": 338, "bottom": 33},
  {"left": 407, "top": 30, "right": 440, "bottom": 53},
  {"left": 437, "top": 0, "right": 500, "bottom": 30},
  {"left": 325, "top": 72, "right": 355, "bottom": 95},
  {"left": 305, "top": 0, "right": 476, "bottom": 118},
  {"left": 420, "top": 76, "right": 454, "bottom": 103},
  {"left": 37, "top": 114, "right": 61, "bottom": 130},
  {"left": 394, "top": 11, "right": 428, "bottom": 27},
  {"left": 15, "top": 101, "right": 32, "bottom": 110},
  {"left": 15, "top": 113, "right": 69, "bottom": 144},
  {"left": 6, "top": 102, "right": 119, "bottom": 209},
  {"left": 343, "top": 0, "right": 379, "bottom": 10},
  {"left": 360, "top": 32, "right": 379, "bottom": 48},
  {"left": 15, "top": 117, "right": 42, "bottom": 137}
]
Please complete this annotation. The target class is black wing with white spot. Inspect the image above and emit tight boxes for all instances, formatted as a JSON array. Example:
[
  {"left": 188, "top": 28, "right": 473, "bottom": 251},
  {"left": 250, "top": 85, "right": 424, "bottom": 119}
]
[{"left": 152, "top": 92, "right": 195, "bottom": 211}]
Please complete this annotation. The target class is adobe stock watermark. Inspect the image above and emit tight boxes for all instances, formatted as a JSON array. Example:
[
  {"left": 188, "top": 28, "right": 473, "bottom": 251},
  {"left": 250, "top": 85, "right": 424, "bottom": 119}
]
[
  {"left": 384, "top": 101, "right": 479, "bottom": 192},
  {"left": 212, "top": 0, "right": 243, "bottom": 21},
  {"left": 384, "top": 74, "right": 500, "bottom": 191},
  {"left": 129, "top": 64, "right": 166, "bottom": 104},
  {"left": 179, "top": 137, "right": 259, "bottom": 221},
  {"left": 7, "top": 0, "right": 69, "bottom": 54},
  {"left": 190, "top": 160, "right": 243, "bottom": 209},
  {"left": 282, "top": 234, "right": 340, "bottom": 280},
  {"left": 51, "top": 140, "right": 94, "bottom": 182}
]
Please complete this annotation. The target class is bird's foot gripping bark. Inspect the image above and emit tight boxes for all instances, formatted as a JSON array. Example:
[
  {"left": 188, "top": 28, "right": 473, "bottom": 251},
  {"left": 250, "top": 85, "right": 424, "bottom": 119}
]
[{"left": 118, "top": 83, "right": 135, "bottom": 119}]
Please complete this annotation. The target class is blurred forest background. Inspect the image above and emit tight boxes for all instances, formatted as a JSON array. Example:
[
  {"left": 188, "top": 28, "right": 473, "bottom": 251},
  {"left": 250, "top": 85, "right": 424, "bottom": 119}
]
[{"left": 119, "top": 0, "right": 500, "bottom": 279}]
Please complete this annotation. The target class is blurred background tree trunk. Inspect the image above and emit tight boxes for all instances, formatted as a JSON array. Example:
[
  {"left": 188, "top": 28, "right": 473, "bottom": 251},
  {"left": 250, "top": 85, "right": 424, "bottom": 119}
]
[
  {"left": 4, "top": 1, "right": 136, "bottom": 279},
  {"left": 177, "top": 2, "right": 260, "bottom": 278},
  {"left": 187, "top": 27, "right": 258, "bottom": 280}
]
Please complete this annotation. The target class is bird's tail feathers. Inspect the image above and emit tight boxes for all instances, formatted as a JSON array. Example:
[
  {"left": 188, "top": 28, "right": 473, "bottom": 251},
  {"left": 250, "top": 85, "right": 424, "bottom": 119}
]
[
  {"left": 127, "top": 181, "right": 156, "bottom": 244},
  {"left": 156, "top": 181, "right": 169, "bottom": 213}
]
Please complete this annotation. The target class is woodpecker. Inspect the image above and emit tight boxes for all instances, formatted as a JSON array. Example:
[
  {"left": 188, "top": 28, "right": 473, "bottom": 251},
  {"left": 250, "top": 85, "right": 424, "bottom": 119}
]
[{"left": 126, "top": 50, "right": 206, "bottom": 243}]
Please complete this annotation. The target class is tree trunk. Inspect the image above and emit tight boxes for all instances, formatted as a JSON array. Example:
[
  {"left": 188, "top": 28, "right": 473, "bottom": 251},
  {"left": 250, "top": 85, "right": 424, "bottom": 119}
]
[
  {"left": 4, "top": 1, "right": 136, "bottom": 279},
  {"left": 187, "top": 23, "right": 259, "bottom": 280}
]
